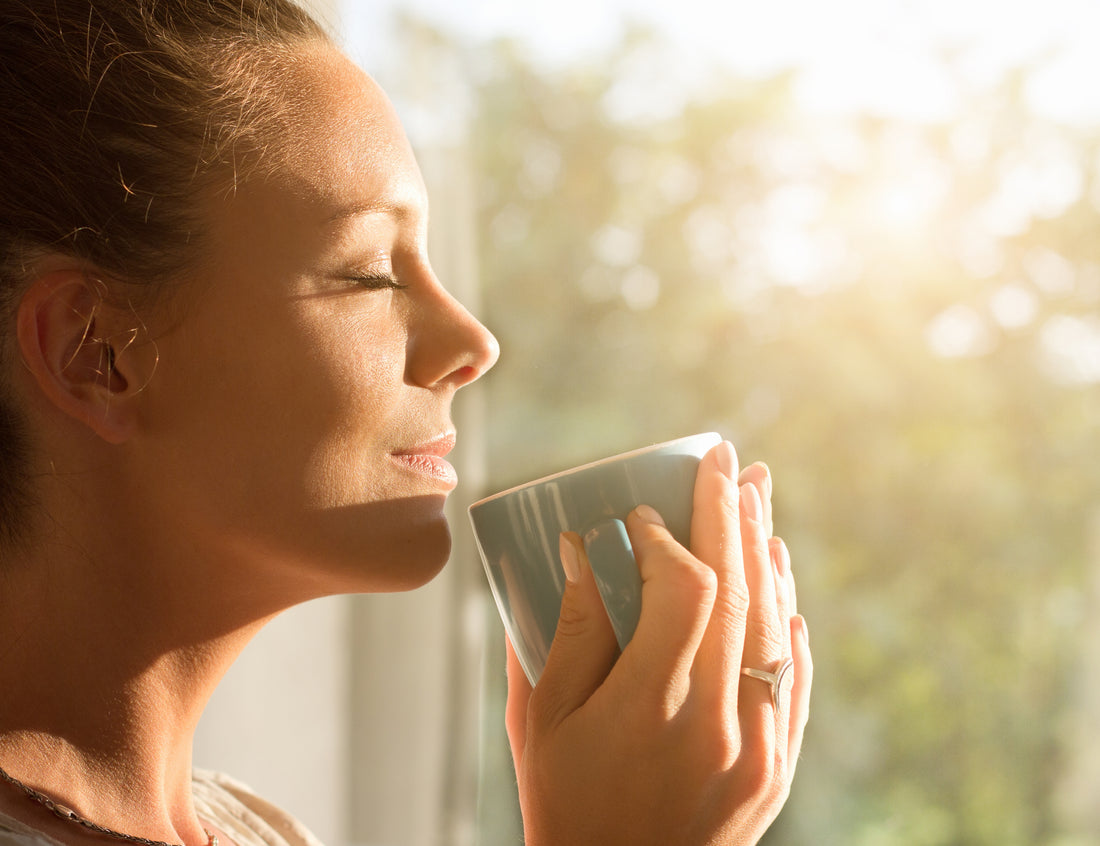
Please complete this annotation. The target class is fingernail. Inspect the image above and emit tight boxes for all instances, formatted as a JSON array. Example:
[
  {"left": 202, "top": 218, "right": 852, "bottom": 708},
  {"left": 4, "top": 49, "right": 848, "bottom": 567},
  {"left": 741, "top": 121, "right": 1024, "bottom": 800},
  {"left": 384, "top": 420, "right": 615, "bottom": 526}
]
[
  {"left": 794, "top": 614, "right": 809, "bottom": 645},
  {"left": 771, "top": 537, "right": 789, "bottom": 579},
  {"left": 633, "top": 504, "right": 666, "bottom": 526},
  {"left": 740, "top": 482, "right": 762, "bottom": 523},
  {"left": 774, "top": 562, "right": 789, "bottom": 604},
  {"left": 559, "top": 533, "right": 581, "bottom": 585},
  {"left": 715, "top": 440, "right": 737, "bottom": 480}
]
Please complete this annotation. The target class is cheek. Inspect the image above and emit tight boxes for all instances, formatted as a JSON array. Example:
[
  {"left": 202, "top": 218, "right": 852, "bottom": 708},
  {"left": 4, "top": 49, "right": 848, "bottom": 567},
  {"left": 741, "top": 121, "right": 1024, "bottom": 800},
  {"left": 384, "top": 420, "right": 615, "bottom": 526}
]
[
  {"left": 145, "top": 308, "right": 402, "bottom": 506},
  {"left": 292, "top": 317, "right": 409, "bottom": 497},
  {"left": 297, "top": 316, "right": 407, "bottom": 448}
]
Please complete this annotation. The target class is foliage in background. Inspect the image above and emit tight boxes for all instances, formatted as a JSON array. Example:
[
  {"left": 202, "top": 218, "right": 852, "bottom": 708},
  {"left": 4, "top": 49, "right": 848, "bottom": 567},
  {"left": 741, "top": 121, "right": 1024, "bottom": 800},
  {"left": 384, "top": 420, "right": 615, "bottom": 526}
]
[{"left": 432, "top": 21, "right": 1100, "bottom": 846}]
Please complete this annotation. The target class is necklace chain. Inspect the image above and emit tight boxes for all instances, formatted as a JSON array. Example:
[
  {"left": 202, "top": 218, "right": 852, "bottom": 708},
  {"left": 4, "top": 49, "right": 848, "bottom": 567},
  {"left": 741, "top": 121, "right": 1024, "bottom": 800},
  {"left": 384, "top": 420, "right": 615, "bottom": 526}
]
[{"left": 0, "top": 764, "right": 217, "bottom": 846}]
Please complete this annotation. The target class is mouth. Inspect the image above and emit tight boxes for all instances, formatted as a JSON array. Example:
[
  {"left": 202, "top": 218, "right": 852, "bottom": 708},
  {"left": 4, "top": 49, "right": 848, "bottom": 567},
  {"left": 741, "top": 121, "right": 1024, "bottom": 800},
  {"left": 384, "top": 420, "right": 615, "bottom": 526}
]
[{"left": 390, "top": 432, "right": 458, "bottom": 490}]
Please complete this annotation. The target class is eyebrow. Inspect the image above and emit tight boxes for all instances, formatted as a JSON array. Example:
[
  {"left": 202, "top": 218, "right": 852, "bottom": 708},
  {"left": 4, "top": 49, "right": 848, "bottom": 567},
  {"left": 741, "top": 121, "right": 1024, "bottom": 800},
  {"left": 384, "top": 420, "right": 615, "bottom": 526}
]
[{"left": 324, "top": 202, "right": 417, "bottom": 225}]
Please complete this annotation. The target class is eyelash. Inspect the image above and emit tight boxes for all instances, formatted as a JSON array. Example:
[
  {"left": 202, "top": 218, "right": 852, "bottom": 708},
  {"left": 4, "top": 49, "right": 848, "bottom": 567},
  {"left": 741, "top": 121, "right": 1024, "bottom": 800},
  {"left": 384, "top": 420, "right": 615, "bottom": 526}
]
[{"left": 348, "top": 273, "right": 408, "bottom": 291}]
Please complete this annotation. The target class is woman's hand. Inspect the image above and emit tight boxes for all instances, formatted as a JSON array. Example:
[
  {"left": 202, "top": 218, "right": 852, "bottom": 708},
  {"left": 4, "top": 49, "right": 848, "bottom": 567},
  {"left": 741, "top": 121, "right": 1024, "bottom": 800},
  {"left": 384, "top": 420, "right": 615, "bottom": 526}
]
[{"left": 505, "top": 440, "right": 812, "bottom": 846}]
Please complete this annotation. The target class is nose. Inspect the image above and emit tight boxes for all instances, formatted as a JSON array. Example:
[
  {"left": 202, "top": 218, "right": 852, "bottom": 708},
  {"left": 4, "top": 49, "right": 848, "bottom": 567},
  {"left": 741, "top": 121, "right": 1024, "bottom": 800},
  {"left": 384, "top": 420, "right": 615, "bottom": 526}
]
[{"left": 406, "top": 281, "right": 499, "bottom": 390}]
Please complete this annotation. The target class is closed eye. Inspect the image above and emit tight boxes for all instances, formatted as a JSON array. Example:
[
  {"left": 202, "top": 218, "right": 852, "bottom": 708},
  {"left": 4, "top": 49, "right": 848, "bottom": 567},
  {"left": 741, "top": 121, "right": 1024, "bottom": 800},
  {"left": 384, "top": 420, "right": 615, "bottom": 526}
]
[{"left": 346, "top": 273, "right": 408, "bottom": 291}]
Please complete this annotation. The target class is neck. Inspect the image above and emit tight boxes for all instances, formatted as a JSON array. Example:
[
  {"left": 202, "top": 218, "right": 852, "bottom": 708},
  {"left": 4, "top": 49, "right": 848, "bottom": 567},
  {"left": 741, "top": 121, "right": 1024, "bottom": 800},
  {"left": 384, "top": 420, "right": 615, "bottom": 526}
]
[{"left": 0, "top": 527, "right": 277, "bottom": 846}]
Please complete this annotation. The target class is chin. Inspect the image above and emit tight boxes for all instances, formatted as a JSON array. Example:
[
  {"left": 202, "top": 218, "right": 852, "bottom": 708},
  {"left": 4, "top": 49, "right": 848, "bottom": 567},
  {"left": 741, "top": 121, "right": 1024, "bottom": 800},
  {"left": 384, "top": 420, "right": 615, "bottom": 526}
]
[
  {"left": 383, "top": 517, "right": 453, "bottom": 591},
  {"left": 326, "top": 493, "right": 455, "bottom": 594},
  {"left": 240, "top": 493, "right": 457, "bottom": 599}
]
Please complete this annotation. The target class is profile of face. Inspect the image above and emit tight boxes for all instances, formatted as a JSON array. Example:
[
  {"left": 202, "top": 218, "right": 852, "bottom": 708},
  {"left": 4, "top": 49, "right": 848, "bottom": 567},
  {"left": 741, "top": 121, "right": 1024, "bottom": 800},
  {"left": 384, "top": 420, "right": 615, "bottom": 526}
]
[{"left": 132, "top": 45, "right": 499, "bottom": 600}]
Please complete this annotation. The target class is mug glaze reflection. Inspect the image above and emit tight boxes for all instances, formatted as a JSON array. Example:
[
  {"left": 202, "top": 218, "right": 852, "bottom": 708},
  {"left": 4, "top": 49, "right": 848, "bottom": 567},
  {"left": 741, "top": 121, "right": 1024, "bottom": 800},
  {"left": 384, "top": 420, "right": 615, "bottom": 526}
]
[{"left": 469, "top": 432, "right": 722, "bottom": 686}]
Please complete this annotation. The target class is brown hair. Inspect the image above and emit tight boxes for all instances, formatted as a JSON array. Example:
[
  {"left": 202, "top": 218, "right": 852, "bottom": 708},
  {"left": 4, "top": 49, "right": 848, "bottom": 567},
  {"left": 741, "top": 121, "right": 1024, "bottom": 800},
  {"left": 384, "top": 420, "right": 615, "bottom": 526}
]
[{"left": 0, "top": 0, "right": 329, "bottom": 545}]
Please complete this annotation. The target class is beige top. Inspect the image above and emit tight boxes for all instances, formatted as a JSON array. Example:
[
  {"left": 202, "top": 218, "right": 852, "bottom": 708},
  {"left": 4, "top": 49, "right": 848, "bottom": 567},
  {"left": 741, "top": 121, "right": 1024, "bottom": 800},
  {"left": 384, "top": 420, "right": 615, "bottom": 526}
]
[{"left": 0, "top": 771, "right": 323, "bottom": 846}]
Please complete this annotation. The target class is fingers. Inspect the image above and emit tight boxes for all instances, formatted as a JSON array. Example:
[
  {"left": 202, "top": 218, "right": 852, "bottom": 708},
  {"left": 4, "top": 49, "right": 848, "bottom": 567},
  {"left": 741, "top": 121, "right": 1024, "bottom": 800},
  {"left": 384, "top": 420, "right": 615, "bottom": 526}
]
[
  {"left": 524, "top": 442, "right": 804, "bottom": 772},
  {"left": 738, "top": 461, "right": 773, "bottom": 537},
  {"left": 767, "top": 536, "right": 794, "bottom": 753},
  {"left": 786, "top": 614, "right": 813, "bottom": 777},
  {"left": 688, "top": 441, "right": 748, "bottom": 723},
  {"left": 505, "top": 637, "right": 532, "bottom": 775},
  {"left": 528, "top": 533, "right": 619, "bottom": 730},
  {"left": 770, "top": 538, "right": 793, "bottom": 638},
  {"left": 773, "top": 538, "right": 797, "bottom": 617},
  {"left": 619, "top": 505, "right": 718, "bottom": 714},
  {"left": 736, "top": 480, "right": 788, "bottom": 754}
]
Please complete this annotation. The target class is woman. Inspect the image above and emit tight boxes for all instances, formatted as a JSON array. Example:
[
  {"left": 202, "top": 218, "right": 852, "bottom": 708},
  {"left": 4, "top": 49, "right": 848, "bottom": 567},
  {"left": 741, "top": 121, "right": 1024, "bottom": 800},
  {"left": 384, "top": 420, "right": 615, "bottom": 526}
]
[{"left": 0, "top": 2, "right": 812, "bottom": 844}]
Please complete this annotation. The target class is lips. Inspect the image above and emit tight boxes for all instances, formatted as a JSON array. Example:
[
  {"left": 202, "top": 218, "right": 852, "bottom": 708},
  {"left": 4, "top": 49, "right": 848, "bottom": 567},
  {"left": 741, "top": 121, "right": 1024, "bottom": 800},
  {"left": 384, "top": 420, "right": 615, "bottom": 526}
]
[{"left": 390, "top": 432, "right": 458, "bottom": 489}]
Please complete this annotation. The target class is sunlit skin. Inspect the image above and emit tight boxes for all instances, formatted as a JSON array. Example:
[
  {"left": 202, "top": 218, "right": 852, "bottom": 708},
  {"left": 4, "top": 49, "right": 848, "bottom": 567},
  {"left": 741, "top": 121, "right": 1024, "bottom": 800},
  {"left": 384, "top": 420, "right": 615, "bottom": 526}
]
[
  {"left": 0, "top": 43, "right": 497, "bottom": 846},
  {"left": 136, "top": 45, "right": 501, "bottom": 601}
]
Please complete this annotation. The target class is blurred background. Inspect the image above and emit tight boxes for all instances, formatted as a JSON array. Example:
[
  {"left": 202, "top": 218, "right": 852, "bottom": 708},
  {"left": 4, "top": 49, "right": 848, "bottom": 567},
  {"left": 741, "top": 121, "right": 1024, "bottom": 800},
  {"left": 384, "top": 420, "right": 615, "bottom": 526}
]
[{"left": 195, "top": 1, "right": 1100, "bottom": 844}]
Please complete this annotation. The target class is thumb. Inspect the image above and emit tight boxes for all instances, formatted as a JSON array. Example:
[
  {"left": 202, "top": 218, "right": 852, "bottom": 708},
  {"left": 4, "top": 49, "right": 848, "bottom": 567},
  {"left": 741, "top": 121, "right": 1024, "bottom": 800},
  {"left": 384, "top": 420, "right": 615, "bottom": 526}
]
[
  {"left": 504, "top": 636, "right": 532, "bottom": 775},
  {"left": 530, "top": 532, "right": 620, "bottom": 728}
]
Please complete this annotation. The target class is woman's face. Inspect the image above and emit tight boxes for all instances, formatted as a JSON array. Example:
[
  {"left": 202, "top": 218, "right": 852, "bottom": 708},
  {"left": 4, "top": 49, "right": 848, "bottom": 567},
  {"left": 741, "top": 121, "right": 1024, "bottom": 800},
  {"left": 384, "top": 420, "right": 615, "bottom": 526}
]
[{"left": 137, "top": 45, "right": 499, "bottom": 596}]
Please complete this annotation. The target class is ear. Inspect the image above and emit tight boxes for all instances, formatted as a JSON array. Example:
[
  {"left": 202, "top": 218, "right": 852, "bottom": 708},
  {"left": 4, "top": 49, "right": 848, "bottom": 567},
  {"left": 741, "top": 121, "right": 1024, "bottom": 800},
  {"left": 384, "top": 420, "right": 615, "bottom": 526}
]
[{"left": 16, "top": 268, "right": 150, "bottom": 445}]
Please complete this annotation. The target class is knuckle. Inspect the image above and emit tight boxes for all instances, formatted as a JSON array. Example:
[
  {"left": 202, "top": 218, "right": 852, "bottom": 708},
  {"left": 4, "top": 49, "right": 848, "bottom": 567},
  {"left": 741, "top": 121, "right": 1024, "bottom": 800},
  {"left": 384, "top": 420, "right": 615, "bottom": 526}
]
[
  {"left": 638, "top": 532, "right": 686, "bottom": 562},
  {"left": 526, "top": 678, "right": 567, "bottom": 734},
  {"left": 553, "top": 592, "right": 591, "bottom": 639},
  {"left": 738, "top": 740, "right": 782, "bottom": 800},
  {"left": 696, "top": 721, "right": 742, "bottom": 772},
  {"left": 666, "top": 553, "right": 719, "bottom": 600},
  {"left": 748, "top": 616, "right": 786, "bottom": 655},
  {"left": 638, "top": 535, "right": 719, "bottom": 604},
  {"left": 770, "top": 757, "right": 792, "bottom": 804},
  {"left": 721, "top": 575, "right": 751, "bottom": 615}
]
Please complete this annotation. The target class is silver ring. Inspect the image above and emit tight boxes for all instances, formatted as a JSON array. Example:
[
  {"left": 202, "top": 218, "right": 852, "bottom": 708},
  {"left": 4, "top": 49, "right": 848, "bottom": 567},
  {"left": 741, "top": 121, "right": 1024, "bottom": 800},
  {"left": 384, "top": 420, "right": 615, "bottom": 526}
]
[{"left": 741, "top": 657, "right": 794, "bottom": 710}]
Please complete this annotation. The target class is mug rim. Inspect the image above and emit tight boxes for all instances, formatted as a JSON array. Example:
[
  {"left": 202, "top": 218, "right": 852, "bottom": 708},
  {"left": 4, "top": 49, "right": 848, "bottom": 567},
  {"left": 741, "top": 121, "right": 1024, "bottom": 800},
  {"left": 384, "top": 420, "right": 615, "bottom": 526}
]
[{"left": 468, "top": 431, "right": 721, "bottom": 509}]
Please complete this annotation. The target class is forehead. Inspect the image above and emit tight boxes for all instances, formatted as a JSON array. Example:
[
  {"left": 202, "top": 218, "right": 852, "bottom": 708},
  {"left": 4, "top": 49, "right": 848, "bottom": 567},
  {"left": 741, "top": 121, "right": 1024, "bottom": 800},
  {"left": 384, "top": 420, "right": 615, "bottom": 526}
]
[
  {"left": 187, "top": 47, "right": 428, "bottom": 290},
  {"left": 265, "top": 44, "right": 427, "bottom": 221}
]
